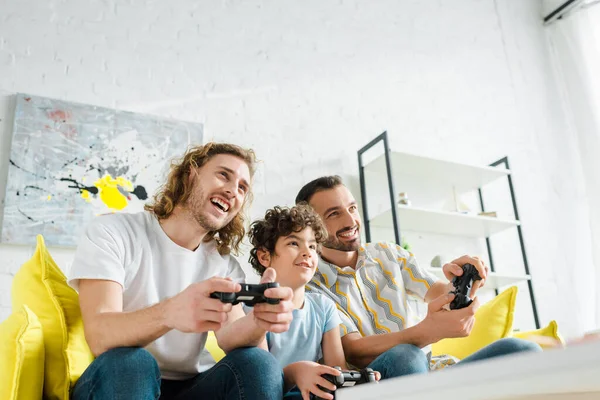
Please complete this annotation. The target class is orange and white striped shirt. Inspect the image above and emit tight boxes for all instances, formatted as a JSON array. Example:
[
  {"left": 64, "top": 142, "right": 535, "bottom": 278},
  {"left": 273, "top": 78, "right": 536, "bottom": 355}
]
[{"left": 306, "top": 241, "right": 458, "bottom": 370}]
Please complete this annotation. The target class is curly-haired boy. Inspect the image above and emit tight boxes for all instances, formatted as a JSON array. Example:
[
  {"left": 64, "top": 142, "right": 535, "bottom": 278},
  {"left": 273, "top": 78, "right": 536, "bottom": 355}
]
[{"left": 249, "top": 204, "right": 379, "bottom": 400}]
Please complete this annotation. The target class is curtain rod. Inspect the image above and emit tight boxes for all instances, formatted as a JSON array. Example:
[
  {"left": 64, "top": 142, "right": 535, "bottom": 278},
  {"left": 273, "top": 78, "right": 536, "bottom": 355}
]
[{"left": 544, "top": 0, "right": 583, "bottom": 24}]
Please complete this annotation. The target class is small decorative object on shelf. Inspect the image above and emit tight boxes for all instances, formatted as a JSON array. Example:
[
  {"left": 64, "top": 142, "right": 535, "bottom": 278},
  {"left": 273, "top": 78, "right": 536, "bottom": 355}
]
[
  {"left": 429, "top": 254, "right": 446, "bottom": 268},
  {"left": 398, "top": 192, "right": 411, "bottom": 206},
  {"left": 452, "top": 185, "right": 471, "bottom": 214},
  {"left": 430, "top": 255, "right": 444, "bottom": 269},
  {"left": 478, "top": 211, "right": 498, "bottom": 218},
  {"left": 401, "top": 239, "right": 411, "bottom": 252}
]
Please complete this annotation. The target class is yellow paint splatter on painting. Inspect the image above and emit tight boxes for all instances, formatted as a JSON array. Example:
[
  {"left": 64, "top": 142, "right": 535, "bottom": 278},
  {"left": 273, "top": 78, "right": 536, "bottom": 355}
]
[
  {"left": 94, "top": 174, "right": 134, "bottom": 210},
  {"left": 81, "top": 190, "right": 91, "bottom": 202},
  {"left": 47, "top": 195, "right": 52, "bottom": 201}
]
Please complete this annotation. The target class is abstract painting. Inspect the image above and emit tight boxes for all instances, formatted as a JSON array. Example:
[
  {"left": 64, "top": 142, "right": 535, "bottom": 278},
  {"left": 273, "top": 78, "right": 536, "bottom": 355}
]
[{"left": 1, "top": 93, "right": 203, "bottom": 246}]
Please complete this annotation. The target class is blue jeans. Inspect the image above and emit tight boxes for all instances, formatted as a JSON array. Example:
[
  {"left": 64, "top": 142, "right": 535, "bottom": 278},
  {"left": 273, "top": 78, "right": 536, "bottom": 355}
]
[
  {"left": 71, "top": 346, "right": 284, "bottom": 400},
  {"left": 368, "top": 338, "right": 542, "bottom": 380}
]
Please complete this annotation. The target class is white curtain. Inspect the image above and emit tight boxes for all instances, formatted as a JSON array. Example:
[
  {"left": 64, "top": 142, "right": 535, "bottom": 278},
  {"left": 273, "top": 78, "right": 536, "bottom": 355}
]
[{"left": 546, "top": 2, "right": 600, "bottom": 333}]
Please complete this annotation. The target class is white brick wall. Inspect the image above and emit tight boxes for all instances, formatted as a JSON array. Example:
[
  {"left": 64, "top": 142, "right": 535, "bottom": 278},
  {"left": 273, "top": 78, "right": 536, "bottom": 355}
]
[{"left": 0, "top": 0, "right": 594, "bottom": 337}]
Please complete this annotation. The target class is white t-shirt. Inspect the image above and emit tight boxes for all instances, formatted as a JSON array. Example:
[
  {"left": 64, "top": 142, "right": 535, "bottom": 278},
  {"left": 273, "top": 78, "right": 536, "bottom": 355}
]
[{"left": 68, "top": 211, "right": 245, "bottom": 380}]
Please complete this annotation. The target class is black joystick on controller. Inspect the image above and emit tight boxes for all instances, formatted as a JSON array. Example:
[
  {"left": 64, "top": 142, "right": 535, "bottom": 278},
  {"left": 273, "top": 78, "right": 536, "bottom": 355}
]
[
  {"left": 311, "top": 367, "right": 377, "bottom": 400},
  {"left": 449, "top": 263, "right": 482, "bottom": 310},
  {"left": 210, "top": 282, "right": 280, "bottom": 306}
]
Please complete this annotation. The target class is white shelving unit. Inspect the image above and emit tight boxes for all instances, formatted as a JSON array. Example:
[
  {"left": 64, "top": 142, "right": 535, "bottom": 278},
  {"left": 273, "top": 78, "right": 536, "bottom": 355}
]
[
  {"left": 357, "top": 131, "right": 539, "bottom": 327},
  {"left": 370, "top": 205, "right": 520, "bottom": 238},
  {"left": 364, "top": 151, "right": 510, "bottom": 191}
]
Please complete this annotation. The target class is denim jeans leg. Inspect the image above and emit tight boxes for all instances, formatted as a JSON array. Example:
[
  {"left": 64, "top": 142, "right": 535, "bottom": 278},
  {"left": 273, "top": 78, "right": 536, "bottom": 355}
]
[
  {"left": 367, "top": 344, "right": 429, "bottom": 380},
  {"left": 71, "top": 347, "right": 161, "bottom": 400},
  {"left": 163, "top": 347, "right": 284, "bottom": 400},
  {"left": 458, "top": 338, "right": 542, "bottom": 365}
]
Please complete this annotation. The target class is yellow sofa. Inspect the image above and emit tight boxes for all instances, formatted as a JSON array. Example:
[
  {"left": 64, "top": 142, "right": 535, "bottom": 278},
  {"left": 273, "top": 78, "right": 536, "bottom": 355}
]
[{"left": 0, "top": 235, "right": 563, "bottom": 399}]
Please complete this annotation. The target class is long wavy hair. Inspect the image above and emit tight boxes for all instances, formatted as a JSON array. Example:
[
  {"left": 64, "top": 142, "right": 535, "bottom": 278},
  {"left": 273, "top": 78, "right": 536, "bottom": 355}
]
[{"left": 145, "top": 142, "right": 257, "bottom": 255}]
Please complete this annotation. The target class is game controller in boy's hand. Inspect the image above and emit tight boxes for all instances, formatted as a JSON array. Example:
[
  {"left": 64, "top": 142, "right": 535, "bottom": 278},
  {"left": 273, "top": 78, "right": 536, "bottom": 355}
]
[
  {"left": 210, "top": 282, "right": 281, "bottom": 306},
  {"left": 311, "top": 367, "right": 377, "bottom": 400},
  {"left": 449, "top": 263, "right": 482, "bottom": 310}
]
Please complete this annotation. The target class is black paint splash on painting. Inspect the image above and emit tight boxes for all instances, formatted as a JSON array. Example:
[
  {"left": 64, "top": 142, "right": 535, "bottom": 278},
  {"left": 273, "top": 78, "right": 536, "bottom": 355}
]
[
  {"left": 132, "top": 185, "right": 148, "bottom": 200},
  {"left": 10, "top": 159, "right": 48, "bottom": 180},
  {"left": 59, "top": 178, "right": 99, "bottom": 195}
]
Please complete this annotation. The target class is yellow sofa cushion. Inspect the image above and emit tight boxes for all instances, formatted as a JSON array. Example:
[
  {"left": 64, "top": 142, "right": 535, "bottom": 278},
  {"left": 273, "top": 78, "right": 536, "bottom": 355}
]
[
  {"left": 11, "top": 235, "right": 95, "bottom": 400},
  {"left": 0, "top": 305, "right": 45, "bottom": 400},
  {"left": 513, "top": 320, "right": 564, "bottom": 348},
  {"left": 431, "top": 286, "right": 517, "bottom": 359}
]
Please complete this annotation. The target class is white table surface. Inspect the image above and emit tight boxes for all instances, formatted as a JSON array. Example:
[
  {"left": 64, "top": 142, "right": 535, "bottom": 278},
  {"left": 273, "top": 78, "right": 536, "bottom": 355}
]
[{"left": 338, "top": 340, "right": 600, "bottom": 400}]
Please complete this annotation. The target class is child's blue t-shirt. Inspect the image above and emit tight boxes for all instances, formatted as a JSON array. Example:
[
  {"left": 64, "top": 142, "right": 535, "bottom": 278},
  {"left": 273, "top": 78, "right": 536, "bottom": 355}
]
[{"left": 267, "top": 293, "right": 342, "bottom": 367}]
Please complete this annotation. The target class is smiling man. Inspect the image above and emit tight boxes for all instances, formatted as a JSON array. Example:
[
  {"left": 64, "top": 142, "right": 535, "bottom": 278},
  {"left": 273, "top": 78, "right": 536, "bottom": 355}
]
[
  {"left": 68, "top": 143, "right": 294, "bottom": 400},
  {"left": 296, "top": 175, "right": 540, "bottom": 379}
]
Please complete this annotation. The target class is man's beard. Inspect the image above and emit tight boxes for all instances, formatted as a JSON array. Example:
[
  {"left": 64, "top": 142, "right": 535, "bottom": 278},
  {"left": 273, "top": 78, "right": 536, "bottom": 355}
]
[
  {"left": 186, "top": 186, "right": 230, "bottom": 232},
  {"left": 322, "top": 226, "right": 361, "bottom": 252}
]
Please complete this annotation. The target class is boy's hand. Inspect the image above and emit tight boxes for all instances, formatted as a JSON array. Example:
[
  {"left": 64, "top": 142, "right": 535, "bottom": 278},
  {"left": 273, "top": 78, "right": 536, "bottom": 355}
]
[
  {"left": 252, "top": 268, "right": 294, "bottom": 333},
  {"left": 164, "top": 277, "right": 241, "bottom": 333},
  {"left": 288, "top": 361, "right": 340, "bottom": 400}
]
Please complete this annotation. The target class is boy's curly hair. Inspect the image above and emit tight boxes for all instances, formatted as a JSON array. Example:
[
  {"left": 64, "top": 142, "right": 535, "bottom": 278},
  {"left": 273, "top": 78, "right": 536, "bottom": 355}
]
[{"left": 248, "top": 204, "right": 328, "bottom": 276}]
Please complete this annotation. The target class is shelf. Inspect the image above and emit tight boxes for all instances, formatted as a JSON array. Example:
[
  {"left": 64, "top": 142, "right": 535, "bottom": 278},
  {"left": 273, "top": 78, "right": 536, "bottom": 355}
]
[
  {"left": 359, "top": 133, "right": 538, "bottom": 328},
  {"left": 369, "top": 205, "right": 520, "bottom": 237},
  {"left": 425, "top": 268, "right": 531, "bottom": 291},
  {"left": 363, "top": 151, "right": 510, "bottom": 191}
]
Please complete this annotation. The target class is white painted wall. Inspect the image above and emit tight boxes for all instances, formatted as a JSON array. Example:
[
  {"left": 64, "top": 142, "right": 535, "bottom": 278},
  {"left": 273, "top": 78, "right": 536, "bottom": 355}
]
[
  {"left": 0, "top": 0, "right": 594, "bottom": 338},
  {"left": 544, "top": 3, "right": 600, "bottom": 333}
]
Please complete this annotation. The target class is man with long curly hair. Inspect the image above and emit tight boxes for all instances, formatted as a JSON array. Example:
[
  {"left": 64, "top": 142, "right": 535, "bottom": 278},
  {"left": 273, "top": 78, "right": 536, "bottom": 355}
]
[{"left": 67, "top": 143, "right": 294, "bottom": 400}]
